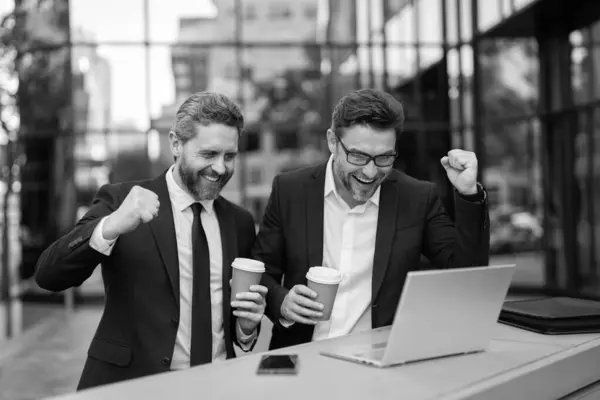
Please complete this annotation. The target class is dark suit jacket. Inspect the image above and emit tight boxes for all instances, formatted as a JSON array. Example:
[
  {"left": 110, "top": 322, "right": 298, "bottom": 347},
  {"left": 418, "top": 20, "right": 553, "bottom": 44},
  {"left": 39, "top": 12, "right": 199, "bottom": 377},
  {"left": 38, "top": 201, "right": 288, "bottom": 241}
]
[
  {"left": 252, "top": 163, "right": 489, "bottom": 350},
  {"left": 35, "top": 172, "right": 257, "bottom": 390}
]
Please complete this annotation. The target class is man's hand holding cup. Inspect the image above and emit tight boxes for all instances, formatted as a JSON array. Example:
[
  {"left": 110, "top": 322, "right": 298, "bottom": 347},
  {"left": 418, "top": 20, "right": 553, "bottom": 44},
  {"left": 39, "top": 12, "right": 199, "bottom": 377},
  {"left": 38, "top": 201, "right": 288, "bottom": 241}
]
[
  {"left": 281, "top": 268, "right": 341, "bottom": 325},
  {"left": 230, "top": 258, "right": 268, "bottom": 335},
  {"left": 103, "top": 185, "right": 160, "bottom": 240}
]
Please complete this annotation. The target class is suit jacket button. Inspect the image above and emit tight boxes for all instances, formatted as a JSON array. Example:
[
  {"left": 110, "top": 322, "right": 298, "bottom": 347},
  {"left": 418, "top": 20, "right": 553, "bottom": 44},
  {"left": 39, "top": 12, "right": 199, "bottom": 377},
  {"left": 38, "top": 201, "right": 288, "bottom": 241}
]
[
  {"left": 170, "top": 318, "right": 178, "bottom": 328},
  {"left": 161, "top": 357, "right": 171, "bottom": 365}
]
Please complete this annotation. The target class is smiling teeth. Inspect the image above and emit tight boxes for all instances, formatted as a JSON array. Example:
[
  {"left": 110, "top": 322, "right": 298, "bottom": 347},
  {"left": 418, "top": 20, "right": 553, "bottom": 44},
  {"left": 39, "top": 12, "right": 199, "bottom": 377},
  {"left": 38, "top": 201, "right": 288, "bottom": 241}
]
[
  {"left": 204, "top": 175, "right": 219, "bottom": 182},
  {"left": 354, "top": 176, "right": 375, "bottom": 184}
]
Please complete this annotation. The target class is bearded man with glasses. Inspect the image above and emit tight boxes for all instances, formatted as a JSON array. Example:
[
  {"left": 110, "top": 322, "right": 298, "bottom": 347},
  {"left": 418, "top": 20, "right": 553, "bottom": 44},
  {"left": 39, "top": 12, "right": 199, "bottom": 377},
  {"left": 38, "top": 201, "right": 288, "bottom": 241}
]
[{"left": 252, "top": 88, "right": 489, "bottom": 350}]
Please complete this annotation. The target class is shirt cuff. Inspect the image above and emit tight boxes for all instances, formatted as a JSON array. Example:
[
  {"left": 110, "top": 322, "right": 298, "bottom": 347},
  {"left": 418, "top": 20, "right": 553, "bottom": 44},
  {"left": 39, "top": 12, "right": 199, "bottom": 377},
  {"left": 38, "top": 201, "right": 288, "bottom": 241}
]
[
  {"left": 236, "top": 320, "right": 258, "bottom": 351},
  {"left": 279, "top": 318, "right": 295, "bottom": 328},
  {"left": 89, "top": 216, "right": 118, "bottom": 256}
]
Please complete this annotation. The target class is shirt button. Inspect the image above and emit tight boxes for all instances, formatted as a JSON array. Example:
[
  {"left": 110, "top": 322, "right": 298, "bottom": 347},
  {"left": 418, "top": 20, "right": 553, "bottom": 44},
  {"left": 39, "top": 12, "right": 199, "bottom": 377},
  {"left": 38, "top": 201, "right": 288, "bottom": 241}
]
[
  {"left": 170, "top": 318, "right": 179, "bottom": 327},
  {"left": 161, "top": 357, "right": 171, "bottom": 365}
]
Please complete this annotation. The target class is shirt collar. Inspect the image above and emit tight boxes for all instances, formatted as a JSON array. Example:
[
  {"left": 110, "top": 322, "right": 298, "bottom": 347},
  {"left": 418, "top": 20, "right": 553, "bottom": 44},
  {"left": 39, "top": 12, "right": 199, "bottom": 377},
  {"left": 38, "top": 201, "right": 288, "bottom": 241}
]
[
  {"left": 165, "top": 165, "right": 215, "bottom": 215},
  {"left": 324, "top": 155, "right": 380, "bottom": 207}
]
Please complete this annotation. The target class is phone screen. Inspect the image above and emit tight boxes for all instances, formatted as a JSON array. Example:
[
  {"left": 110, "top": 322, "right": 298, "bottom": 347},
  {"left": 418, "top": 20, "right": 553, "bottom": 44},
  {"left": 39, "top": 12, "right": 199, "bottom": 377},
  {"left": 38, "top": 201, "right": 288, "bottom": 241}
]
[{"left": 256, "top": 354, "right": 298, "bottom": 375}]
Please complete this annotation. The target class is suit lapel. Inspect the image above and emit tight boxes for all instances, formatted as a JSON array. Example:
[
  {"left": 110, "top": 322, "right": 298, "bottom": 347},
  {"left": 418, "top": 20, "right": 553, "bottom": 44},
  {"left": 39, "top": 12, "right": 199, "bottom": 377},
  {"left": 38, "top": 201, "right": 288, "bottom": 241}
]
[
  {"left": 147, "top": 173, "right": 180, "bottom": 307},
  {"left": 371, "top": 178, "right": 399, "bottom": 302},
  {"left": 306, "top": 164, "right": 326, "bottom": 269}
]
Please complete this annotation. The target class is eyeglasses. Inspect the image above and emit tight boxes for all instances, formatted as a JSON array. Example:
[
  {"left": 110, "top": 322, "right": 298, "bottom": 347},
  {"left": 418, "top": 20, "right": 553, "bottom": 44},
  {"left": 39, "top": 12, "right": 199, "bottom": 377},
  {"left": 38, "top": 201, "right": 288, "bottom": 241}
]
[{"left": 335, "top": 133, "right": 397, "bottom": 167}]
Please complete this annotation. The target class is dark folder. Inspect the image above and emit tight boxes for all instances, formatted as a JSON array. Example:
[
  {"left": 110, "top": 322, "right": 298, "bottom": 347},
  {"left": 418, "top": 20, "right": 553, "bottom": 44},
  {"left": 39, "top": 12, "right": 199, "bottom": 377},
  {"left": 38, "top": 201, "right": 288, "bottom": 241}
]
[{"left": 499, "top": 297, "right": 600, "bottom": 335}]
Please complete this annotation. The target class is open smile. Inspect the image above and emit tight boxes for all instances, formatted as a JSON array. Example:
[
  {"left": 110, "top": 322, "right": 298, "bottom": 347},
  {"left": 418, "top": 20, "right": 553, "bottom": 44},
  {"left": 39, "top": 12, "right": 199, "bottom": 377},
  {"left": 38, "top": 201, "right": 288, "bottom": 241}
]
[
  {"left": 352, "top": 175, "right": 376, "bottom": 185},
  {"left": 201, "top": 174, "right": 220, "bottom": 183}
]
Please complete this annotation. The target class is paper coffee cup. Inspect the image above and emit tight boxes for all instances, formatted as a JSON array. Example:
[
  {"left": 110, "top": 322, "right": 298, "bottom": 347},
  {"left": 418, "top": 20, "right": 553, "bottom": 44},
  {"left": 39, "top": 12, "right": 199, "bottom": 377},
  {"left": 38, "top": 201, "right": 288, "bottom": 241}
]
[
  {"left": 306, "top": 267, "right": 342, "bottom": 321},
  {"left": 231, "top": 258, "right": 265, "bottom": 303}
]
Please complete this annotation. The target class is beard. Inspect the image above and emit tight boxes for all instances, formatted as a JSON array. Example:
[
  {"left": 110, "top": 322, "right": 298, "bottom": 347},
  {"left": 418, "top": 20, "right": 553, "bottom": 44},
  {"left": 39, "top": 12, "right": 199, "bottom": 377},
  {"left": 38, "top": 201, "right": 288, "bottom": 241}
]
[
  {"left": 334, "top": 162, "right": 387, "bottom": 204},
  {"left": 178, "top": 158, "right": 233, "bottom": 201}
]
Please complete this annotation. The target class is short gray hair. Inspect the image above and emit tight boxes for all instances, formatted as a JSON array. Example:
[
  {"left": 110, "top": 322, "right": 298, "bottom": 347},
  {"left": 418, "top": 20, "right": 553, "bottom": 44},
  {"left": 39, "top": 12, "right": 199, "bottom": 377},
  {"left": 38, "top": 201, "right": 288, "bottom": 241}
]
[{"left": 170, "top": 92, "right": 244, "bottom": 143}]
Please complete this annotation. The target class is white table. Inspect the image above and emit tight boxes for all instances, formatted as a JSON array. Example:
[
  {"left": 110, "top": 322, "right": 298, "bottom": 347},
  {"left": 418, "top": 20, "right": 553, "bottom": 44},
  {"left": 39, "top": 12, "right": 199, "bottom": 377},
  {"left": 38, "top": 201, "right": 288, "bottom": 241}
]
[{"left": 50, "top": 323, "right": 600, "bottom": 400}]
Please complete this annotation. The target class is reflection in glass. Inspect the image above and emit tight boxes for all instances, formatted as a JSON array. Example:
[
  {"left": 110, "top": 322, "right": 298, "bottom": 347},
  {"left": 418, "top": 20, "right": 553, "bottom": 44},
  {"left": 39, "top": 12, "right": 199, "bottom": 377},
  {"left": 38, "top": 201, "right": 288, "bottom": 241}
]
[
  {"left": 416, "top": 0, "right": 442, "bottom": 44},
  {"left": 459, "top": 0, "right": 472, "bottom": 41},
  {"left": 446, "top": 48, "right": 462, "bottom": 127},
  {"left": 594, "top": 109, "right": 600, "bottom": 276},
  {"left": 73, "top": 45, "right": 149, "bottom": 131},
  {"left": 484, "top": 119, "right": 544, "bottom": 285},
  {"left": 477, "top": 0, "right": 501, "bottom": 33},
  {"left": 571, "top": 43, "right": 591, "bottom": 104},
  {"left": 480, "top": 39, "right": 538, "bottom": 120},
  {"left": 575, "top": 112, "right": 593, "bottom": 289},
  {"left": 70, "top": 0, "right": 144, "bottom": 42},
  {"left": 445, "top": 0, "right": 459, "bottom": 44},
  {"left": 237, "top": 47, "right": 329, "bottom": 219},
  {"left": 460, "top": 45, "right": 473, "bottom": 127},
  {"left": 148, "top": 0, "right": 219, "bottom": 43},
  {"left": 513, "top": 0, "right": 536, "bottom": 10}
]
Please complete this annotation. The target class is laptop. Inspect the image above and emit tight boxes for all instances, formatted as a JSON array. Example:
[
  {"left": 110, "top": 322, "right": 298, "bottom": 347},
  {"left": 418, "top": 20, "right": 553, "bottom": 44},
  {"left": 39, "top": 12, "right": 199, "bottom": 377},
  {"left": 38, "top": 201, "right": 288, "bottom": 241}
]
[{"left": 320, "top": 264, "right": 517, "bottom": 367}]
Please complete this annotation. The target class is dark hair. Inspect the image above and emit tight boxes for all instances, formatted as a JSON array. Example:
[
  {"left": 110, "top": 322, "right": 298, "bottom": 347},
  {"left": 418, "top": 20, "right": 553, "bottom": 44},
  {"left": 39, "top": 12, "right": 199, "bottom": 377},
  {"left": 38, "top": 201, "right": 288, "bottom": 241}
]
[
  {"left": 171, "top": 91, "right": 244, "bottom": 143},
  {"left": 331, "top": 89, "right": 404, "bottom": 136}
]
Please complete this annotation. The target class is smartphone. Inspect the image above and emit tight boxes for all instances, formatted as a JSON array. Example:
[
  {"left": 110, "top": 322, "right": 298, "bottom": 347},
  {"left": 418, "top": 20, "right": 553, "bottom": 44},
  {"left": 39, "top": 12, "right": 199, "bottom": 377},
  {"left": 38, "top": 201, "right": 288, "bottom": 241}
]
[{"left": 256, "top": 354, "right": 299, "bottom": 375}]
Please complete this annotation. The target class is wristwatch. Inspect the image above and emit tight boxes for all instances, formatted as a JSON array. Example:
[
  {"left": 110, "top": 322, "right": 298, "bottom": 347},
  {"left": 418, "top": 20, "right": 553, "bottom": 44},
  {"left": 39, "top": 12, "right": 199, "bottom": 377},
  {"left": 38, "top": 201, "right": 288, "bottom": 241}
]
[{"left": 455, "top": 182, "right": 486, "bottom": 203}]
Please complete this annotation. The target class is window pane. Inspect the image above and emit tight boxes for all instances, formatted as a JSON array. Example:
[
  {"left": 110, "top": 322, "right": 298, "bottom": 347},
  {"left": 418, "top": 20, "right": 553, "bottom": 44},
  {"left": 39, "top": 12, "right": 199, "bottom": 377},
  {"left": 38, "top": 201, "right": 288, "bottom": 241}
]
[
  {"left": 592, "top": 44, "right": 600, "bottom": 99},
  {"left": 477, "top": 0, "right": 501, "bottom": 33},
  {"left": 594, "top": 108, "right": 600, "bottom": 278},
  {"left": 447, "top": 48, "right": 461, "bottom": 127},
  {"left": 501, "top": 0, "right": 512, "bottom": 18},
  {"left": 513, "top": 0, "right": 536, "bottom": 10},
  {"left": 238, "top": 46, "right": 329, "bottom": 217},
  {"left": 254, "top": 1, "right": 318, "bottom": 41},
  {"left": 72, "top": 45, "right": 149, "bottom": 132},
  {"left": 149, "top": 45, "right": 211, "bottom": 121},
  {"left": 148, "top": 44, "right": 214, "bottom": 172},
  {"left": 460, "top": 45, "right": 473, "bottom": 126},
  {"left": 445, "top": 0, "right": 459, "bottom": 45},
  {"left": 417, "top": 0, "right": 442, "bottom": 44},
  {"left": 420, "top": 44, "right": 444, "bottom": 71},
  {"left": 148, "top": 0, "right": 222, "bottom": 43},
  {"left": 14, "top": 0, "right": 70, "bottom": 46},
  {"left": 484, "top": 119, "right": 544, "bottom": 286},
  {"left": 459, "top": 0, "right": 472, "bottom": 41},
  {"left": 480, "top": 39, "right": 538, "bottom": 121},
  {"left": 575, "top": 111, "right": 594, "bottom": 288},
  {"left": 70, "top": 0, "right": 144, "bottom": 42},
  {"left": 572, "top": 45, "right": 591, "bottom": 104}
]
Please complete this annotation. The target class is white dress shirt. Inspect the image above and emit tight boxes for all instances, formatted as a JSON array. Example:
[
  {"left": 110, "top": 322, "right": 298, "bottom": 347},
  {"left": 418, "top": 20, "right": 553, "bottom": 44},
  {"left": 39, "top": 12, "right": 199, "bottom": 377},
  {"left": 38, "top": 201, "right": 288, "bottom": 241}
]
[
  {"left": 90, "top": 166, "right": 255, "bottom": 370},
  {"left": 312, "top": 155, "right": 380, "bottom": 340}
]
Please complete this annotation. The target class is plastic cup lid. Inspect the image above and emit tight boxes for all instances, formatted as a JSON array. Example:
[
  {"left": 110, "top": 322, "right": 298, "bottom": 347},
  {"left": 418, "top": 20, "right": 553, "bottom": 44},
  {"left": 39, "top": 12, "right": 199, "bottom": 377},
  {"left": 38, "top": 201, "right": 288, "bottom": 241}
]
[
  {"left": 306, "top": 266, "right": 341, "bottom": 284},
  {"left": 232, "top": 257, "right": 265, "bottom": 273}
]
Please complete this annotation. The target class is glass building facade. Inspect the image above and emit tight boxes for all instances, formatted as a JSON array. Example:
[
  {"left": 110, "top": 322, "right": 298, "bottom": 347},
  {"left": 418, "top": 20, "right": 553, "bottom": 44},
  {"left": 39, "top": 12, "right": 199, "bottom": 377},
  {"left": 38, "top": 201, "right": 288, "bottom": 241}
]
[{"left": 1, "top": 0, "right": 599, "bottom": 338}]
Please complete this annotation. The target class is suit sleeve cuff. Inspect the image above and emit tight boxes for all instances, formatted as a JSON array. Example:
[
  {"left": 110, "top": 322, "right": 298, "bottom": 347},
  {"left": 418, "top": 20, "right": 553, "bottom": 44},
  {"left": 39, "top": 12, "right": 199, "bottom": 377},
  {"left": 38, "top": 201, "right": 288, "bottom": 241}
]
[
  {"left": 89, "top": 216, "right": 118, "bottom": 256},
  {"left": 455, "top": 183, "right": 486, "bottom": 204},
  {"left": 235, "top": 320, "right": 258, "bottom": 351}
]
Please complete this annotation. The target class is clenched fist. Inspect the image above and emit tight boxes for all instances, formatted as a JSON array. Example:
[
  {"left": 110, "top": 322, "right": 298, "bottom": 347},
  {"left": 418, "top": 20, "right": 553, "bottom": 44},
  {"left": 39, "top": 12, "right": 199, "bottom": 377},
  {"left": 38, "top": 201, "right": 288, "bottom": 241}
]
[
  {"left": 103, "top": 186, "right": 160, "bottom": 240},
  {"left": 440, "top": 149, "right": 478, "bottom": 195}
]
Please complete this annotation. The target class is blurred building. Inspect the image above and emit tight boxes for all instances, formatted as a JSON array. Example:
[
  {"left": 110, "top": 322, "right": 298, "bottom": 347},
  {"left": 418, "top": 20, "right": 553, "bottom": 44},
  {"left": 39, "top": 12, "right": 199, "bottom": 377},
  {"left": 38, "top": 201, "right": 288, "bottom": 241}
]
[
  {"left": 153, "top": 0, "right": 324, "bottom": 217},
  {"left": 318, "top": 0, "right": 600, "bottom": 295},
  {"left": 3, "top": 0, "right": 600, "bottom": 342},
  {"left": 71, "top": 28, "right": 113, "bottom": 212}
]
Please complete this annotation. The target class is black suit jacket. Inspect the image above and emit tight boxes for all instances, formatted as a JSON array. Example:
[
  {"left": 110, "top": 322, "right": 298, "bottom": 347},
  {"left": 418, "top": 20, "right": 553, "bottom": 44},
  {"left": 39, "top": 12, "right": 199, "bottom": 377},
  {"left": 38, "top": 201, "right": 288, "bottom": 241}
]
[
  {"left": 35, "top": 172, "right": 257, "bottom": 390},
  {"left": 252, "top": 163, "right": 489, "bottom": 350}
]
